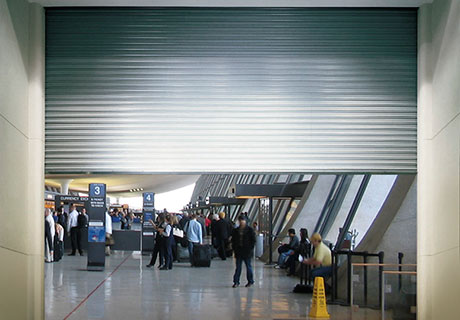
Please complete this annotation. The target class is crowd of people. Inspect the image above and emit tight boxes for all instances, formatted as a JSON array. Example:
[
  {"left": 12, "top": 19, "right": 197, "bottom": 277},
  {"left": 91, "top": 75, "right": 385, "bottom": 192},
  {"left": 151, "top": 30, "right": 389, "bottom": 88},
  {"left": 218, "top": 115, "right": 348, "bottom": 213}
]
[
  {"left": 273, "top": 227, "right": 332, "bottom": 282},
  {"left": 44, "top": 204, "right": 88, "bottom": 263},
  {"left": 45, "top": 205, "right": 332, "bottom": 287},
  {"left": 145, "top": 211, "right": 234, "bottom": 269},
  {"left": 143, "top": 211, "right": 258, "bottom": 287},
  {"left": 112, "top": 208, "right": 135, "bottom": 230}
]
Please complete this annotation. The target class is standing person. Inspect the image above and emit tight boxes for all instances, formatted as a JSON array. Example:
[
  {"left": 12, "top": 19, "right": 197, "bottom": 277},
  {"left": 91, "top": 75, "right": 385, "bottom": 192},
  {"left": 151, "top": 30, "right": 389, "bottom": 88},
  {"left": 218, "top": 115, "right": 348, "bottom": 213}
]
[
  {"left": 54, "top": 222, "right": 64, "bottom": 262},
  {"left": 45, "top": 208, "right": 55, "bottom": 263},
  {"left": 179, "top": 212, "right": 190, "bottom": 230},
  {"left": 231, "top": 215, "right": 256, "bottom": 288},
  {"left": 78, "top": 208, "right": 88, "bottom": 229},
  {"left": 215, "top": 212, "right": 229, "bottom": 260},
  {"left": 205, "top": 214, "right": 212, "bottom": 235},
  {"left": 81, "top": 208, "right": 89, "bottom": 225},
  {"left": 197, "top": 213, "right": 207, "bottom": 237},
  {"left": 160, "top": 215, "right": 174, "bottom": 270},
  {"left": 119, "top": 210, "right": 127, "bottom": 230},
  {"left": 57, "top": 206, "right": 67, "bottom": 234},
  {"left": 171, "top": 214, "right": 180, "bottom": 262},
  {"left": 184, "top": 214, "right": 203, "bottom": 266},
  {"left": 210, "top": 214, "right": 219, "bottom": 248},
  {"left": 302, "top": 233, "right": 332, "bottom": 280},
  {"left": 275, "top": 229, "right": 299, "bottom": 269},
  {"left": 146, "top": 214, "right": 165, "bottom": 268},
  {"left": 126, "top": 212, "right": 134, "bottom": 230},
  {"left": 105, "top": 211, "right": 113, "bottom": 256},
  {"left": 67, "top": 204, "right": 82, "bottom": 256},
  {"left": 221, "top": 212, "right": 234, "bottom": 257},
  {"left": 52, "top": 210, "right": 58, "bottom": 223}
]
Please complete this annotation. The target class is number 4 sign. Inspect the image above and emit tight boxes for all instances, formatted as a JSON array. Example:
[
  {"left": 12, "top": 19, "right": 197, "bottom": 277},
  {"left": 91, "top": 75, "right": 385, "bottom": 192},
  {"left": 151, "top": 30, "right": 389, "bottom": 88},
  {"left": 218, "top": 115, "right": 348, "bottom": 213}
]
[{"left": 143, "top": 192, "right": 154, "bottom": 206}]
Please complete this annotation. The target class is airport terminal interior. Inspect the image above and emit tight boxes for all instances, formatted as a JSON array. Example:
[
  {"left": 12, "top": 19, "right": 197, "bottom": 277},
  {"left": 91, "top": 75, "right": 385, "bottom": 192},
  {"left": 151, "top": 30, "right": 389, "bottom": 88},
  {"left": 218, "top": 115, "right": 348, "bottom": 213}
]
[{"left": 1, "top": 0, "right": 459, "bottom": 319}]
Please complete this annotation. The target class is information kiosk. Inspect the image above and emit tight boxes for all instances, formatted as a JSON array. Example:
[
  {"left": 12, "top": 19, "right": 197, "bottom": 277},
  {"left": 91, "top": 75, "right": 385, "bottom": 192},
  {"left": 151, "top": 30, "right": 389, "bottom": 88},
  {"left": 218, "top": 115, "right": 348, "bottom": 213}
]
[
  {"left": 87, "top": 183, "right": 107, "bottom": 271},
  {"left": 141, "top": 192, "right": 155, "bottom": 254}
]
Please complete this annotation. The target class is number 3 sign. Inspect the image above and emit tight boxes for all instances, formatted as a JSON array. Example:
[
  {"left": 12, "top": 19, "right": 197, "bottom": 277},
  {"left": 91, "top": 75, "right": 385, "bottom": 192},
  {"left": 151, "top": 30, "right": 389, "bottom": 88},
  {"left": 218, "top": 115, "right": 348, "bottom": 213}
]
[{"left": 90, "top": 184, "right": 106, "bottom": 197}]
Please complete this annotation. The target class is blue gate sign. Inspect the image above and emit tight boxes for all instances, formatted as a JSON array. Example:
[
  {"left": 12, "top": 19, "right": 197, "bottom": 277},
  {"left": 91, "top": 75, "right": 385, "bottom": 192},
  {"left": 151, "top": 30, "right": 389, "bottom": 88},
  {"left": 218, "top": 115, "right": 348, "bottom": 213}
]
[{"left": 90, "top": 183, "right": 106, "bottom": 197}]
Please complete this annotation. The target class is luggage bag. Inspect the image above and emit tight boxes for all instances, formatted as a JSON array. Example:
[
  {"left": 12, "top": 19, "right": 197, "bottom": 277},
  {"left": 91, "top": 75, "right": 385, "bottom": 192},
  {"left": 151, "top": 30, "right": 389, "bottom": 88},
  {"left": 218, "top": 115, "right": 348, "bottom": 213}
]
[{"left": 192, "top": 244, "right": 211, "bottom": 267}]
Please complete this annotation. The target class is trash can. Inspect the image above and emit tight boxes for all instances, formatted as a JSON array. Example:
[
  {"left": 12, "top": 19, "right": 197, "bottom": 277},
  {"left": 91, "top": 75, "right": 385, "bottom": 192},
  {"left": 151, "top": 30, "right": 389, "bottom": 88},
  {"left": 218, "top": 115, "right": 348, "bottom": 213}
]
[{"left": 255, "top": 233, "right": 264, "bottom": 257}]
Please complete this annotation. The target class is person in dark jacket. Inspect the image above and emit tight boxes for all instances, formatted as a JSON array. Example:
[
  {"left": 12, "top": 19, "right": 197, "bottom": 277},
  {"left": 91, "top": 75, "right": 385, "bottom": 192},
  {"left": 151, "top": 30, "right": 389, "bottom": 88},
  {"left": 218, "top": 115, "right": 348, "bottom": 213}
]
[
  {"left": 214, "top": 212, "right": 230, "bottom": 260},
  {"left": 178, "top": 212, "right": 190, "bottom": 230},
  {"left": 146, "top": 214, "right": 165, "bottom": 268},
  {"left": 57, "top": 206, "right": 68, "bottom": 234},
  {"left": 285, "top": 228, "right": 310, "bottom": 276},
  {"left": 231, "top": 215, "right": 256, "bottom": 288},
  {"left": 159, "top": 214, "right": 174, "bottom": 270},
  {"left": 275, "top": 228, "right": 300, "bottom": 269}
]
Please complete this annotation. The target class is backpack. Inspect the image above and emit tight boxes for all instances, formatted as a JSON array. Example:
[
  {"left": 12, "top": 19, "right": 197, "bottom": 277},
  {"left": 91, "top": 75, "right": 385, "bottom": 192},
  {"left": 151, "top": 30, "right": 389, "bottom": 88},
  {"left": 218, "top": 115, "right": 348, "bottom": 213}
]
[{"left": 78, "top": 214, "right": 88, "bottom": 228}]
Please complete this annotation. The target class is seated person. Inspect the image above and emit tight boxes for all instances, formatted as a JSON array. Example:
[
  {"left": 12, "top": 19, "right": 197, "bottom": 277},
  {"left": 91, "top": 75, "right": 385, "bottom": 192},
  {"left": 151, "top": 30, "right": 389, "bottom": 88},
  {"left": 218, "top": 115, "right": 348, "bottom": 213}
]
[
  {"left": 285, "top": 228, "right": 310, "bottom": 276},
  {"left": 275, "top": 228, "right": 299, "bottom": 269},
  {"left": 302, "top": 232, "right": 332, "bottom": 280}
]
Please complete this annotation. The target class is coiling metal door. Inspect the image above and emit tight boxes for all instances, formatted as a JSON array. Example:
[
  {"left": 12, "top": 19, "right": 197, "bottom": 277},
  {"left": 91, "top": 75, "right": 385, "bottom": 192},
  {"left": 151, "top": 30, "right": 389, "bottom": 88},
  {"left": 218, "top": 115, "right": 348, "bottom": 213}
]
[{"left": 45, "top": 8, "right": 417, "bottom": 174}]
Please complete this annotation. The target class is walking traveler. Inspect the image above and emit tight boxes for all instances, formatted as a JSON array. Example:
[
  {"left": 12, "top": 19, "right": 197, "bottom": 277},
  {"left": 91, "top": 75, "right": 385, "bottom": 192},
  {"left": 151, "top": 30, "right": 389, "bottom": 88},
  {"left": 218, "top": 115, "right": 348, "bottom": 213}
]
[{"left": 231, "top": 215, "right": 256, "bottom": 288}]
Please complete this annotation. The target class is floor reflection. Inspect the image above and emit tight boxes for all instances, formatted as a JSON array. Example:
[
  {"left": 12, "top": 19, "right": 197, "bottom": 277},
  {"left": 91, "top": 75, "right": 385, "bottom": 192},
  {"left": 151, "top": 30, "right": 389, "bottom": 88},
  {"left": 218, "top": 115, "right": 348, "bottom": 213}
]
[{"left": 45, "top": 251, "right": 384, "bottom": 320}]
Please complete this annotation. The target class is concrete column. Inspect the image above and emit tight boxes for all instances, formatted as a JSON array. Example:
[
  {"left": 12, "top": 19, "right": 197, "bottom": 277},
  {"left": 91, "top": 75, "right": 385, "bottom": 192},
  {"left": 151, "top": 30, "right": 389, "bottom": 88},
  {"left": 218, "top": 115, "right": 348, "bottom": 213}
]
[
  {"left": 56, "top": 179, "right": 74, "bottom": 195},
  {"left": 0, "top": 0, "right": 45, "bottom": 319},
  {"left": 27, "top": 4, "right": 45, "bottom": 319},
  {"left": 418, "top": 1, "right": 460, "bottom": 319}
]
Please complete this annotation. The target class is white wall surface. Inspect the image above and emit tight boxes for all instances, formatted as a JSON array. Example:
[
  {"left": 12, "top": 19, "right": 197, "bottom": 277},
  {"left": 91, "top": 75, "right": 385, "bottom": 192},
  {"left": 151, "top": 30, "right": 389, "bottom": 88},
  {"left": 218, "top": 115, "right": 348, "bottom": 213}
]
[
  {"left": 0, "top": 0, "right": 45, "bottom": 318},
  {"left": 418, "top": 0, "right": 460, "bottom": 319}
]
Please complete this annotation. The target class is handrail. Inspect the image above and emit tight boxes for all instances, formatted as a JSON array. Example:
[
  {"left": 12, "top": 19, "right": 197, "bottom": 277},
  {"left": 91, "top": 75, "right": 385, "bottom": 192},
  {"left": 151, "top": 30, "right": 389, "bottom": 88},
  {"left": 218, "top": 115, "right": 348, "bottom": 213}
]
[
  {"left": 334, "top": 250, "right": 381, "bottom": 257},
  {"left": 382, "top": 270, "right": 417, "bottom": 275},
  {"left": 352, "top": 263, "right": 416, "bottom": 267}
]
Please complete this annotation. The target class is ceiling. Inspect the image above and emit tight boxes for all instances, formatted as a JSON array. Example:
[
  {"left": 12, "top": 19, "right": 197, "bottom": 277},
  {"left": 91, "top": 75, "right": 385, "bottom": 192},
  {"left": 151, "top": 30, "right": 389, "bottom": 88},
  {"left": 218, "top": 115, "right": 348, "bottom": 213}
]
[
  {"left": 45, "top": 174, "right": 199, "bottom": 197},
  {"left": 30, "top": 0, "right": 432, "bottom": 8}
]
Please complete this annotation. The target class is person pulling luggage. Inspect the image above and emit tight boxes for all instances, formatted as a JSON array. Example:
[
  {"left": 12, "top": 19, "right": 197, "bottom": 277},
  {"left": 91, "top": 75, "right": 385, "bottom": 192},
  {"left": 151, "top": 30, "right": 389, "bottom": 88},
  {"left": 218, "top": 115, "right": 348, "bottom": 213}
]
[{"left": 184, "top": 213, "right": 203, "bottom": 266}]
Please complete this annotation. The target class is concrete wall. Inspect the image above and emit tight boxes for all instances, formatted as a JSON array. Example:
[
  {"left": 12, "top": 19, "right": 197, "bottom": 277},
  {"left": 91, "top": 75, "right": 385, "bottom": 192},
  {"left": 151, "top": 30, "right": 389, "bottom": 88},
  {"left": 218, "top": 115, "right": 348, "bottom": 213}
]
[
  {"left": 0, "top": 0, "right": 45, "bottom": 319},
  {"left": 375, "top": 178, "right": 417, "bottom": 265},
  {"left": 334, "top": 175, "right": 416, "bottom": 305},
  {"left": 350, "top": 178, "right": 417, "bottom": 307},
  {"left": 418, "top": 1, "right": 460, "bottom": 319}
]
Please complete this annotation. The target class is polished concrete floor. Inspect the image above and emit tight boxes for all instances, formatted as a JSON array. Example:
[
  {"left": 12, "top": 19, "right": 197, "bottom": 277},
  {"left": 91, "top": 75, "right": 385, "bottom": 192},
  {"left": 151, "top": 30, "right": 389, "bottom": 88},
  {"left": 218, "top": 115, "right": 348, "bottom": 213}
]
[{"left": 45, "top": 251, "right": 386, "bottom": 320}]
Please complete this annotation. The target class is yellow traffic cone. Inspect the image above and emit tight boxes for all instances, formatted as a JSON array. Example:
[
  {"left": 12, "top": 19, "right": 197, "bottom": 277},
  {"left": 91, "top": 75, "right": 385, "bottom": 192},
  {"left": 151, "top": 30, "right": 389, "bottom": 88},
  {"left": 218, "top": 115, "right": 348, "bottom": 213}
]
[{"left": 308, "top": 277, "right": 330, "bottom": 319}]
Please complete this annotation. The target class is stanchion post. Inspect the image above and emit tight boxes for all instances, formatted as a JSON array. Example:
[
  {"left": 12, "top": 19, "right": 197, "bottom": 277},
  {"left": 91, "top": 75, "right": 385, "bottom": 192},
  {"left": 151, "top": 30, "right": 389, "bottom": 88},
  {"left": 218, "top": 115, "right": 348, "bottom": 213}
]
[
  {"left": 398, "top": 252, "right": 404, "bottom": 291},
  {"left": 363, "top": 252, "right": 368, "bottom": 306},
  {"left": 378, "top": 251, "right": 385, "bottom": 308},
  {"left": 331, "top": 250, "right": 336, "bottom": 303},
  {"left": 381, "top": 273, "right": 385, "bottom": 320},
  {"left": 347, "top": 251, "right": 352, "bottom": 306}
]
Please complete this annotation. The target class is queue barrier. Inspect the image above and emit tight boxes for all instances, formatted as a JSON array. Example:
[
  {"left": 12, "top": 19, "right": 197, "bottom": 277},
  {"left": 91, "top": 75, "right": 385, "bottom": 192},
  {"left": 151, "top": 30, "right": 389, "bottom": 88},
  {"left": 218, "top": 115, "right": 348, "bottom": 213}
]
[
  {"left": 349, "top": 263, "right": 417, "bottom": 310},
  {"left": 330, "top": 250, "right": 384, "bottom": 307},
  {"left": 381, "top": 270, "right": 417, "bottom": 320}
]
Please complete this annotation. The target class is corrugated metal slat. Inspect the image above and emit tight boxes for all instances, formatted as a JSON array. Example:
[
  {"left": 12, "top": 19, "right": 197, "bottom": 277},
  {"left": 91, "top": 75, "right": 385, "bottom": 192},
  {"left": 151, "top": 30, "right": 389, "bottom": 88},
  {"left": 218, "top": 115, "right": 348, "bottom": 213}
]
[{"left": 45, "top": 8, "right": 417, "bottom": 174}]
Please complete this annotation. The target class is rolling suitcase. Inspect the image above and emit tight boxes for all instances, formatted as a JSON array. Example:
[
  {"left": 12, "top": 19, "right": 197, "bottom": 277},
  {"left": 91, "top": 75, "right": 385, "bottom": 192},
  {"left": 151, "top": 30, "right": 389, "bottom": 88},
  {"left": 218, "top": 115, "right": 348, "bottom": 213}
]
[
  {"left": 193, "top": 244, "right": 211, "bottom": 267},
  {"left": 177, "top": 244, "right": 190, "bottom": 262},
  {"left": 53, "top": 235, "right": 62, "bottom": 262}
]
